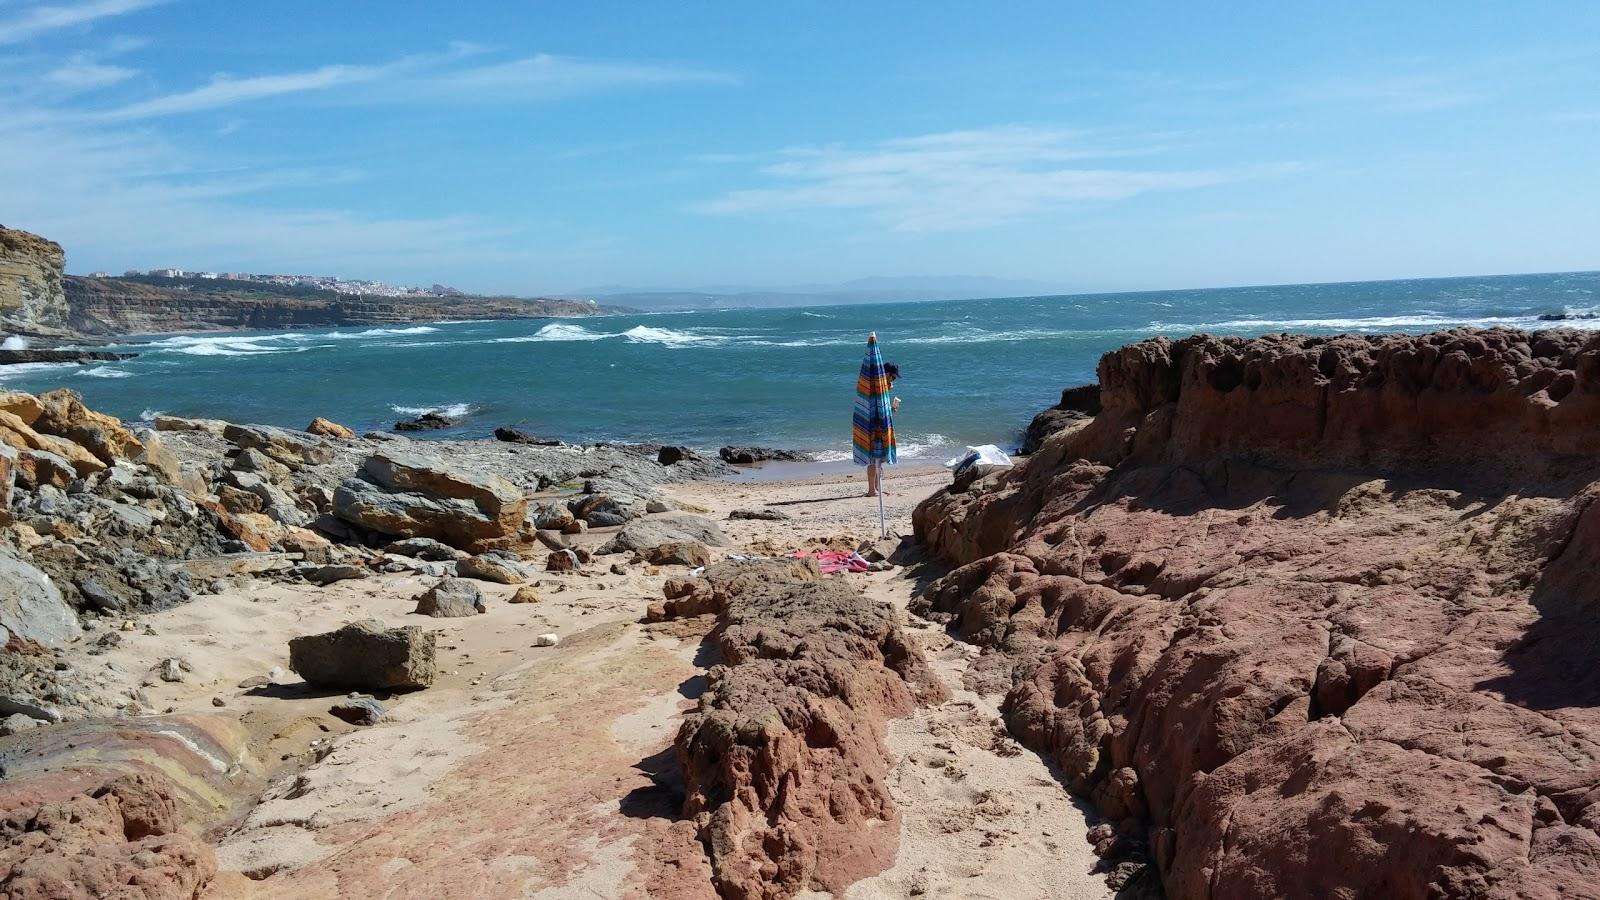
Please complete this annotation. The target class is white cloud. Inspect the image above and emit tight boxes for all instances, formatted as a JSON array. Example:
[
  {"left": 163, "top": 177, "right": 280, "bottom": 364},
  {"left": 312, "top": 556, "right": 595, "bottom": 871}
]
[
  {"left": 0, "top": 0, "right": 161, "bottom": 45},
  {"left": 44, "top": 54, "right": 134, "bottom": 90},
  {"left": 696, "top": 126, "right": 1268, "bottom": 232},
  {"left": 96, "top": 47, "right": 733, "bottom": 120}
]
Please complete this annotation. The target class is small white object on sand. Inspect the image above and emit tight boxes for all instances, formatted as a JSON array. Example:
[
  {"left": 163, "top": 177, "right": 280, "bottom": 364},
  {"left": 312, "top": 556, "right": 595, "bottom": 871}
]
[{"left": 535, "top": 633, "right": 560, "bottom": 647}]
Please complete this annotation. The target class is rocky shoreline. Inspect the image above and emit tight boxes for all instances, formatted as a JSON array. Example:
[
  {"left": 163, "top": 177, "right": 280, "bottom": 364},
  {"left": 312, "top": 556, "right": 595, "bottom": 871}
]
[{"left": 7, "top": 326, "right": 1600, "bottom": 898}]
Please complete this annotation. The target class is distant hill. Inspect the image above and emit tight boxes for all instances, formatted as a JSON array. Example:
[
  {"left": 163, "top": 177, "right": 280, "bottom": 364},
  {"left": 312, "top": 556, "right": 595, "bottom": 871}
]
[
  {"left": 62, "top": 274, "right": 625, "bottom": 335},
  {"left": 568, "top": 275, "right": 1081, "bottom": 311}
]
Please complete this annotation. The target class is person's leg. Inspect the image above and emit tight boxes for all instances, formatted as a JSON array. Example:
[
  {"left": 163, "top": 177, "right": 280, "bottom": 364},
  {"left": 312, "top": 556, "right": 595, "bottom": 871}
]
[{"left": 866, "top": 461, "right": 880, "bottom": 496}]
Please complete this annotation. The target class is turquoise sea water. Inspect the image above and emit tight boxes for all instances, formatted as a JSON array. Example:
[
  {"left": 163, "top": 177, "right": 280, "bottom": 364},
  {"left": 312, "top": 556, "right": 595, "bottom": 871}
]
[{"left": 3, "top": 271, "right": 1597, "bottom": 460}]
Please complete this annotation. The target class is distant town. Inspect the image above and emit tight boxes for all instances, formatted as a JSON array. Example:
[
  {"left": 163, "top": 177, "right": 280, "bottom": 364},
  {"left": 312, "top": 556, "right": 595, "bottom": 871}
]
[{"left": 91, "top": 268, "right": 467, "bottom": 299}]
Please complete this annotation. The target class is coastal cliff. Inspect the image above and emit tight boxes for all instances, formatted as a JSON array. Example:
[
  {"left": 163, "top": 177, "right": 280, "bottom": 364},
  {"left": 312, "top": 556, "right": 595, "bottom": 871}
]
[
  {"left": 63, "top": 277, "right": 609, "bottom": 334},
  {"left": 0, "top": 227, "right": 71, "bottom": 337},
  {"left": 0, "top": 225, "right": 609, "bottom": 338},
  {"left": 914, "top": 329, "right": 1600, "bottom": 897}
]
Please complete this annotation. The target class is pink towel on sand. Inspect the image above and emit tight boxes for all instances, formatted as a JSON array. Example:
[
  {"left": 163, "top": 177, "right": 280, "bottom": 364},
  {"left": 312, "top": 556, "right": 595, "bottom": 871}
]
[{"left": 792, "top": 550, "right": 869, "bottom": 574}]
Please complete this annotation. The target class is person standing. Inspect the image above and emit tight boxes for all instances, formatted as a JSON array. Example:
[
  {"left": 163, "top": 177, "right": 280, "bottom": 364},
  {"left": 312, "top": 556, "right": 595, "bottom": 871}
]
[{"left": 864, "top": 361, "right": 900, "bottom": 497}]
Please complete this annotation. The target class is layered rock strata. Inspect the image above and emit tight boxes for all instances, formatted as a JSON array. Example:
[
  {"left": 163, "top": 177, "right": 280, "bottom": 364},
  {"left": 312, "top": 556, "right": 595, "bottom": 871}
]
[
  {"left": 0, "top": 227, "right": 70, "bottom": 337},
  {"left": 914, "top": 329, "right": 1600, "bottom": 898},
  {"left": 670, "top": 559, "right": 946, "bottom": 899}
]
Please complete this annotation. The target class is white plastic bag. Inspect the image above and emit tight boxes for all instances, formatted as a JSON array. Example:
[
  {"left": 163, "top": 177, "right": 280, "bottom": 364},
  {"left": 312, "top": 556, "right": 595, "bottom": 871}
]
[{"left": 945, "top": 444, "right": 1013, "bottom": 481}]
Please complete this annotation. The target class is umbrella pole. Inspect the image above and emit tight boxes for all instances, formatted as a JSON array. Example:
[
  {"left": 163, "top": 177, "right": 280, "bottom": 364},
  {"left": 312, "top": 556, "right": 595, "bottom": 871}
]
[{"left": 876, "top": 463, "right": 887, "bottom": 537}]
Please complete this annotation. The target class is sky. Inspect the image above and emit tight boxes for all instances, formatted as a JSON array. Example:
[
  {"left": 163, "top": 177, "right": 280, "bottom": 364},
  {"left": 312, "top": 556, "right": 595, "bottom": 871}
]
[{"left": 1, "top": 1, "right": 1597, "bottom": 296}]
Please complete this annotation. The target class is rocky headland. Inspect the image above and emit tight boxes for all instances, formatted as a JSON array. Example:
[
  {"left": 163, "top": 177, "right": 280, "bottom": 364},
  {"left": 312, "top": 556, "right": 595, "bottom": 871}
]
[
  {"left": 0, "top": 225, "right": 615, "bottom": 341},
  {"left": 914, "top": 328, "right": 1600, "bottom": 897}
]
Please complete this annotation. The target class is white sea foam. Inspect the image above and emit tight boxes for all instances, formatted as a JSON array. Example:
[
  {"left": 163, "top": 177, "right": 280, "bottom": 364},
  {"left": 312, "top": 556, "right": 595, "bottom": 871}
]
[
  {"left": 812, "top": 448, "right": 852, "bottom": 463},
  {"left": 146, "top": 333, "right": 309, "bottom": 356},
  {"left": 494, "top": 323, "right": 610, "bottom": 343},
  {"left": 139, "top": 408, "right": 163, "bottom": 421},
  {"left": 1, "top": 336, "right": 28, "bottom": 350},
  {"left": 390, "top": 402, "right": 474, "bottom": 417},
  {"left": 0, "top": 362, "right": 78, "bottom": 381},
  {"left": 79, "top": 366, "right": 131, "bottom": 378},
  {"left": 325, "top": 326, "right": 439, "bottom": 340},
  {"left": 1145, "top": 314, "right": 1546, "bottom": 332},
  {"left": 621, "top": 325, "right": 720, "bottom": 347}
]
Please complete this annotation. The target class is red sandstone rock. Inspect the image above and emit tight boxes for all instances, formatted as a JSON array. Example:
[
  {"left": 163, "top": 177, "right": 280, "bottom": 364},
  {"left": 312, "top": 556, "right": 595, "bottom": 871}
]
[
  {"left": 914, "top": 329, "right": 1600, "bottom": 898},
  {"left": 673, "top": 559, "right": 944, "bottom": 898}
]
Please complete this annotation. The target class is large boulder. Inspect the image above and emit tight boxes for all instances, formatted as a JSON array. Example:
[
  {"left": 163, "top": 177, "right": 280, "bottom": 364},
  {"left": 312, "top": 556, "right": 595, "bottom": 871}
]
[
  {"left": 363, "top": 451, "right": 521, "bottom": 517},
  {"left": 288, "top": 619, "right": 435, "bottom": 690},
  {"left": 332, "top": 451, "right": 527, "bottom": 552},
  {"left": 32, "top": 388, "right": 143, "bottom": 464},
  {"left": 0, "top": 547, "right": 81, "bottom": 648},
  {"left": 413, "top": 578, "right": 486, "bottom": 617},
  {"left": 222, "top": 423, "right": 334, "bottom": 468},
  {"left": 599, "top": 513, "right": 729, "bottom": 555}
]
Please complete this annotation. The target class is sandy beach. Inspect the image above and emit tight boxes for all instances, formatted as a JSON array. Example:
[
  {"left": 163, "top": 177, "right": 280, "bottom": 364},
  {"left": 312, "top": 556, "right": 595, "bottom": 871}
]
[{"left": 55, "top": 461, "right": 1109, "bottom": 899}]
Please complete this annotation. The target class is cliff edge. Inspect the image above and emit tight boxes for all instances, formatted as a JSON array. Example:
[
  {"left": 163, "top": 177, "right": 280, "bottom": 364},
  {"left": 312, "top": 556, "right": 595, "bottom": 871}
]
[
  {"left": 914, "top": 329, "right": 1600, "bottom": 897},
  {"left": 0, "top": 226, "right": 71, "bottom": 337}
]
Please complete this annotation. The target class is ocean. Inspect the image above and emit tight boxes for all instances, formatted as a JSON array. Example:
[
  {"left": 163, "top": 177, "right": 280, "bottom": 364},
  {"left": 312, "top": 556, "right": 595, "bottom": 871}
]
[{"left": 4, "top": 270, "right": 1597, "bottom": 460}]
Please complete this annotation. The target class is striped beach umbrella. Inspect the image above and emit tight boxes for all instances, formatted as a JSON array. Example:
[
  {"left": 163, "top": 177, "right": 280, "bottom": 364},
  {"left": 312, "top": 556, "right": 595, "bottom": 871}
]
[{"left": 853, "top": 332, "right": 896, "bottom": 535}]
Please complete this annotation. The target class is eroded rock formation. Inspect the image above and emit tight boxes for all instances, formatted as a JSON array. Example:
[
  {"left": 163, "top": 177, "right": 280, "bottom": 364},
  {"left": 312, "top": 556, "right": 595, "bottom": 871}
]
[
  {"left": 914, "top": 329, "right": 1600, "bottom": 897},
  {"left": 0, "top": 227, "right": 70, "bottom": 338},
  {"left": 670, "top": 558, "right": 945, "bottom": 899}
]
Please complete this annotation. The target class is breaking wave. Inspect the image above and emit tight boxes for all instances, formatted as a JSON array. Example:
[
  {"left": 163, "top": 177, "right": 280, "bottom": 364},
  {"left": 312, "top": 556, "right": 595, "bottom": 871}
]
[
  {"left": 390, "top": 402, "right": 474, "bottom": 418},
  {"left": 79, "top": 366, "right": 131, "bottom": 378}
]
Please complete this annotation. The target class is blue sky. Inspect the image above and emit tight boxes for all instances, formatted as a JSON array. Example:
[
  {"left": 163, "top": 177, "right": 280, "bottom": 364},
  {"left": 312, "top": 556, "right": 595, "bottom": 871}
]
[{"left": 1, "top": 1, "right": 1597, "bottom": 295}]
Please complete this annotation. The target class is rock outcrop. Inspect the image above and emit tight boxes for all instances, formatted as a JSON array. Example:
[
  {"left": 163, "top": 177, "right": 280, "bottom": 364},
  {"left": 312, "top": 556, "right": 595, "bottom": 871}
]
[
  {"left": 0, "top": 714, "right": 260, "bottom": 899},
  {"left": 671, "top": 558, "right": 945, "bottom": 899},
  {"left": 0, "top": 226, "right": 70, "bottom": 337},
  {"left": 913, "top": 329, "right": 1600, "bottom": 898}
]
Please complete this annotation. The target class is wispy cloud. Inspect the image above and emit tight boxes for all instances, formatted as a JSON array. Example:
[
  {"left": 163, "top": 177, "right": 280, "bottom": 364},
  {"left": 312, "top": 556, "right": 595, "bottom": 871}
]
[
  {"left": 96, "top": 47, "right": 734, "bottom": 120},
  {"left": 44, "top": 54, "right": 135, "bottom": 91},
  {"left": 0, "top": 0, "right": 162, "bottom": 46},
  {"left": 696, "top": 126, "right": 1279, "bottom": 232}
]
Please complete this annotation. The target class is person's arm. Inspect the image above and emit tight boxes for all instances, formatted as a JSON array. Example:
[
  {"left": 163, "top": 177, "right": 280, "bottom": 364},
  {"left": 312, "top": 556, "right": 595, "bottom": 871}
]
[{"left": 891, "top": 396, "right": 901, "bottom": 411}]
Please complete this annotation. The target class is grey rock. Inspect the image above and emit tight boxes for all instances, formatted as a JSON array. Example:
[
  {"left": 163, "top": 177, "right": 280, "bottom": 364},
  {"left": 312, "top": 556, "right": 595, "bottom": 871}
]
[
  {"left": 181, "top": 552, "right": 302, "bottom": 579},
  {"left": 0, "top": 695, "right": 61, "bottom": 723},
  {"left": 75, "top": 577, "right": 124, "bottom": 612},
  {"left": 159, "top": 657, "right": 184, "bottom": 682},
  {"left": 0, "top": 547, "right": 82, "bottom": 648},
  {"left": 645, "top": 499, "right": 672, "bottom": 514},
  {"left": 414, "top": 577, "right": 486, "bottom": 617},
  {"left": 457, "top": 554, "right": 525, "bottom": 585},
  {"left": 657, "top": 446, "right": 696, "bottom": 465},
  {"left": 535, "top": 530, "right": 570, "bottom": 551},
  {"left": 532, "top": 502, "right": 576, "bottom": 531},
  {"left": 718, "top": 446, "right": 809, "bottom": 464},
  {"left": 383, "top": 537, "right": 468, "bottom": 562},
  {"left": 598, "top": 513, "right": 730, "bottom": 555},
  {"left": 223, "top": 423, "right": 335, "bottom": 467},
  {"left": 288, "top": 619, "right": 436, "bottom": 690},
  {"left": 0, "top": 713, "right": 41, "bottom": 736},
  {"left": 729, "top": 508, "right": 792, "bottom": 521},
  {"left": 330, "top": 697, "right": 387, "bottom": 726},
  {"left": 307, "top": 564, "right": 368, "bottom": 585}
]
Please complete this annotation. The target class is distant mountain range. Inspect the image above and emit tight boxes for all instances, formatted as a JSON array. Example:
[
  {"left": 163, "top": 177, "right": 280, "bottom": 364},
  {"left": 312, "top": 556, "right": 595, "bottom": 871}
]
[{"left": 564, "top": 275, "right": 1089, "bottom": 311}]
